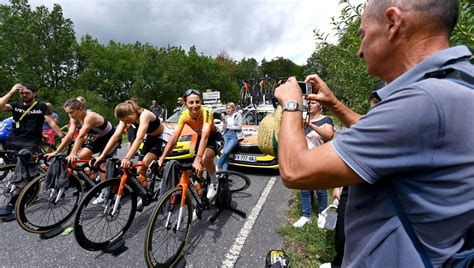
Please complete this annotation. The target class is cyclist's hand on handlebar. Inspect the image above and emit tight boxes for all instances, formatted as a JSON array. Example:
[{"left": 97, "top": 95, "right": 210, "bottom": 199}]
[
  {"left": 157, "top": 157, "right": 165, "bottom": 169},
  {"left": 66, "top": 154, "right": 78, "bottom": 164},
  {"left": 121, "top": 158, "right": 131, "bottom": 168},
  {"left": 45, "top": 151, "right": 57, "bottom": 160},
  {"left": 192, "top": 159, "right": 203, "bottom": 175},
  {"left": 94, "top": 155, "right": 104, "bottom": 167}
]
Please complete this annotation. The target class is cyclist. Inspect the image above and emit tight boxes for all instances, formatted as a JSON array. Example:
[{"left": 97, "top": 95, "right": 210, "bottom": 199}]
[
  {"left": 0, "top": 83, "right": 64, "bottom": 216},
  {"left": 158, "top": 89, "right": 223, "bottom": 200},
  {"left": 96, "top": 100, "right": 168, "bottom": 201},
  {"left": 45, "top": 98, "right": 119, "bottom": 185}
]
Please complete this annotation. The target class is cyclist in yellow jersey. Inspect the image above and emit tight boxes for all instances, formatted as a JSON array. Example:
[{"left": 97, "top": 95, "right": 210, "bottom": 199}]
[{"left": 159, "top": 89, "right": 223, "bottom": 200}]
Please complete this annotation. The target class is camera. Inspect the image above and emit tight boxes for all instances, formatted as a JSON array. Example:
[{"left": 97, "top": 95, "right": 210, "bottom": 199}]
[{"left": 298, "top": 81, "right": 312, "bottom": 95}]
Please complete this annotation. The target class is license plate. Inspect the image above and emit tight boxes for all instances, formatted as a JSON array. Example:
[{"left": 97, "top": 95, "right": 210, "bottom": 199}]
[{"left": 234, "top": 154, "right": 256, "bottom": 162}]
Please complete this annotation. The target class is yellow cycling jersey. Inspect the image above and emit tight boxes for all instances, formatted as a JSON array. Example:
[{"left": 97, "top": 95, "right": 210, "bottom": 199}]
[{"left": 176, "top": 107, "right": 214, "bottom": 136}]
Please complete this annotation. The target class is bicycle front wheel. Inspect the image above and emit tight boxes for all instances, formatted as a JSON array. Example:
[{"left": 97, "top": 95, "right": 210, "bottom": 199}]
[
  {"left": 0, "top": 164, "right": 15, "bottom": 207},
  {"left": 16, "top": 174, "right": 83, "bottom": 234},
  {"left": 217, "top": 170, "right": 251, "bottom": 192},
  {"left": 74, "top": 179, "right": 137, "bottom": 251},
  {"left": 144, "top": 187, "right": 192, "bottom": 268}
]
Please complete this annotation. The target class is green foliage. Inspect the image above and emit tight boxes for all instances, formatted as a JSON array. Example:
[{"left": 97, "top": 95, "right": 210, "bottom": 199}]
[
  {"left": 261, "top": 57, "right": 305, "bottom": 80},
  {"left": 451, "top": 0, "right": 474, "bottom": 51}
]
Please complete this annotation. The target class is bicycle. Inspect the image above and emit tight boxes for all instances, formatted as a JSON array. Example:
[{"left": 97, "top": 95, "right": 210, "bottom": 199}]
[
  {"left": 73, "top": 158, "right": 162, "bottom": 251},
  {"left": 15, "top": 157, "right": 102, "bottom": 235},
  {"left": 239, "top": 81, "right": 252, "bottom": 109},
  {"left": 143, "top": 162, "right": 250, "bottom": 267},
  {"left": 0, "top": 149, "right": 51, "bottom": 214}
]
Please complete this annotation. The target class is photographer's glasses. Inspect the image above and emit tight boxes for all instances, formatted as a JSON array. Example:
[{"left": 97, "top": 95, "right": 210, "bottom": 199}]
[{"left": 184, "top": 89, "right": 200, "bottom": 97}]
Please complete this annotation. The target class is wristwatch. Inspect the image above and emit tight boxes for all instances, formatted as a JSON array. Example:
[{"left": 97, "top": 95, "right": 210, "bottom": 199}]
[{"left": 282, "top": 101, "right": 302, "bottom": 112}]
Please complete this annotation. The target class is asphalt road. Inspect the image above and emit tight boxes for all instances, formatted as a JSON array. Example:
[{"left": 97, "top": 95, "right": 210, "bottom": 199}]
[{"left": 0, "top": 148, "right": 293, "bottom": 267}]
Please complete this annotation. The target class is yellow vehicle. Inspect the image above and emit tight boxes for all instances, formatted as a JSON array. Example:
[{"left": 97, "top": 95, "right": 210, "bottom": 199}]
[{"left": 228, "top": 105, "right": 279, "bottom": 169}]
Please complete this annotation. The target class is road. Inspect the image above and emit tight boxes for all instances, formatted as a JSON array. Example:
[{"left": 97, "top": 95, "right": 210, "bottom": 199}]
[{"left": 0, "top": 147, "right": 292, "bottom": 267}]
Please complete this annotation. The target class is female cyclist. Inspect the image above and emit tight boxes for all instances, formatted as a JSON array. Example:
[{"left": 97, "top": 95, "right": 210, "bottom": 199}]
[
  {"left": 158, "top": 89, "right": 223, "bottom": 200},
  {"left": 96, "top": 100, "right": 167, "bottom": 194},
  {"left": 45, "top": 98, "right": 119, "bottom": 185}
]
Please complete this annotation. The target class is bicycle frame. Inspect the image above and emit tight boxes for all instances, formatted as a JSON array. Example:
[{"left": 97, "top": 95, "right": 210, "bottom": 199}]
[
  {"left": 111, "top": 162, "right": 146, "bottom": 215},
  {"left": 172, "top": 168, "right": 206, "bottom": 231}
]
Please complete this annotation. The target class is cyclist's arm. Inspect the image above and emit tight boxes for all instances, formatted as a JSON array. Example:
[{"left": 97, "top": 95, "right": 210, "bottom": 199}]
[
  {"left": 69, "top": 113, "right": 96, "bottom": 157},
  {"left": 195, "top": 109, "right": 213, "bottom": 161},
  {"left": 0, "top": 84, "right": 20, "bottom": 112},
  {"left": 53, "top": 118, "right": 76, "bottom": 153},
  {"left": 44, "top": 114, "right": 64, "bottom": 138},
  {"left": 124, "top": 111, "right": 151, "bottom": 160},
  {"left": 97, "top": 121, "right": 126, "bottom": 161}
]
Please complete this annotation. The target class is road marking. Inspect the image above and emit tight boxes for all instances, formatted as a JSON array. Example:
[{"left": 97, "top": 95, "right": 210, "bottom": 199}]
[{"left": 221, "top": 176, "right": 277, "bottom": 267}]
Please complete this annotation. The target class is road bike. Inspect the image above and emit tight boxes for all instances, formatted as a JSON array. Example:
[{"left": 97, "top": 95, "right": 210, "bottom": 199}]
[
  {"left": 15, "top": 157, "right": 101, "bottom": 234},
  {"left": 143, "top": 161, "right": 251, "bottom": 267},
  {"left": 73, "top": 158, "right": 162, "bottom": 251},
  {"left": 0, "top": 148, "right": 52, "bottom": 215}
]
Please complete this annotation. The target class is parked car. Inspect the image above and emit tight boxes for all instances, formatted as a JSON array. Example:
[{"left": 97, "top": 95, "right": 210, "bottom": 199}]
[{"left": 228, "top": 105, "right": 279, "bottom": 169}]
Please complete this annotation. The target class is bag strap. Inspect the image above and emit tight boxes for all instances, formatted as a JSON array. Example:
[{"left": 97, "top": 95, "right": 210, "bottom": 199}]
[
  {"left": 17, "top": 101, "right": 38, "bottom": 123},
  {"left": 390, "top": 189, "right": 433, "bottom": 268},
  {"left": 424, "top": 68, "right": 474, "bottom": 89}
]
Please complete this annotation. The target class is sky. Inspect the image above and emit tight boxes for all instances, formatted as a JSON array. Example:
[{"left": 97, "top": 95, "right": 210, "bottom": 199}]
[{"left": 2, "top": 0, "right": 365, "bottom": 65}]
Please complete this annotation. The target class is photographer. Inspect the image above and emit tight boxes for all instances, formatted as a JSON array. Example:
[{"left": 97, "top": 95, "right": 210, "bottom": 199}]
[{"left": 275, "top": 0, "right": 473, "bottom": 267}]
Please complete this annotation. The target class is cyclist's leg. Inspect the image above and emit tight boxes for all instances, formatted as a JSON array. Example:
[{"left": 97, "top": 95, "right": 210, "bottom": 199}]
[
  {"left": 138, "top": 135, "right": 162, "bottom": 187},
  {"left": 204, "top": 132, "right": 223, "bottom": 199}
]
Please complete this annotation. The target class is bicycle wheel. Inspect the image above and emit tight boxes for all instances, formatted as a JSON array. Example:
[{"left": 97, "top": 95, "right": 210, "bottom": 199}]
[
  {"left": 144, "top": 187, "right": 192, "bottom": 268},
  {"left": 217, "top": 170, "right": 251, "bottom": 192},
  {"left": 16, "top": 173, "right": 83, "bottom": 234},
  {"left": 0, "top": 165, "right": 15, "bottom": 208},
  {"left": 74, "top": 179, "right": 137, "bottom": 251}
]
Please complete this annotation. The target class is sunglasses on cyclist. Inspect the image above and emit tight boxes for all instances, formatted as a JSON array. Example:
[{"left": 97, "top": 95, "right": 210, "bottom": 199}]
[{"left": 184, "top": 89, "right": 200, "bottom": 97}]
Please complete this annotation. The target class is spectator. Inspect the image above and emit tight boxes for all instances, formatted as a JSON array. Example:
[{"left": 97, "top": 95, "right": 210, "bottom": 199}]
[
  {"left": 42, "top": 102, "right": 59, "bottom": 145},
  {"left": 275, "top": 0, "right": 473, "bottom": 266},
  {"left": 217, "top": 102, "right": 243, "bottom": 171},
  {"left": 293, "top": 100, "right": 334, "bottom": 228},
  {"left": 174, "top": 97, "right": 185, "bottom": 113},
  {"left": 321, "top": 81, "right": 385, "bottom": 268},
  {"left": 0, "top": 83, "right": 63, "bottom": 217},
  {"left": 149, "top": 100, "right": 163, "bottom": 118}
]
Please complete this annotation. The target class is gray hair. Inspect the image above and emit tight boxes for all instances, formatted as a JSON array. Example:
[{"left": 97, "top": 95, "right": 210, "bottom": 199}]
[{"left": 367, "top": 0, "right": 459, "bottom": 36}]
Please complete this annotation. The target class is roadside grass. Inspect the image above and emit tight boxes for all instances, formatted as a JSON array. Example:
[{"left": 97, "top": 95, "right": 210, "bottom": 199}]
[{"left": 278, "top": 190, "right": 336, "bottom": 267}]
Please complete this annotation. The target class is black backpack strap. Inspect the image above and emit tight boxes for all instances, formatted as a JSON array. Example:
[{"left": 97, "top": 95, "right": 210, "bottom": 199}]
[
  {"left": 424, "top": 68, "right": 474, "bottom": 89},
  {"left": 390, "top": 189, "right": 434, "bottom": 268}
]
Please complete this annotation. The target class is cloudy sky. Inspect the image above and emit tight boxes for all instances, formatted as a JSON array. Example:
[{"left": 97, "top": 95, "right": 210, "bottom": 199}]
[{"left": 2, "top": 0, "right": 365, "bottom": 65}]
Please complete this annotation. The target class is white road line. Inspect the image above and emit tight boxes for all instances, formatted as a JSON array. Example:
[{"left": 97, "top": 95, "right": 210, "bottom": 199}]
[{"left": 221, "top": 176, "right": 277, "bottom": 267}]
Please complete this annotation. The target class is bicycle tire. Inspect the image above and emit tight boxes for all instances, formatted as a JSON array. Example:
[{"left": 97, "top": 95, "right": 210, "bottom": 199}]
[
  {"left": 217, "top": 170, "right": 251, "bottom": 192},
  {"left": 16, "top": 173, "right": 83, "bottom": 234},
  {"left": 0, "top": 165, "right": 16, "bottom": 208},
  {"left": 74, "top": 179, "right": 137, "bottom": 251},
  {"left": 144, "top": 186, "right": 192, "bottom": 268},
  {"left": 240, "top": 91, "right": 250, "bottom": 109}
]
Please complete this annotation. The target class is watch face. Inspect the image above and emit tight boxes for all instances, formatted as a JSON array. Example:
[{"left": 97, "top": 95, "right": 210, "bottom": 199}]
[{"left": 287, "top": 102, "right": 297, "bottom": 109}]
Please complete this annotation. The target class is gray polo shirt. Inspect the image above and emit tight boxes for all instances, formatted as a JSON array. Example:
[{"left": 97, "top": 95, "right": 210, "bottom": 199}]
[{"left": 332, "top": 46, "right": 474, "bottom": 267}]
